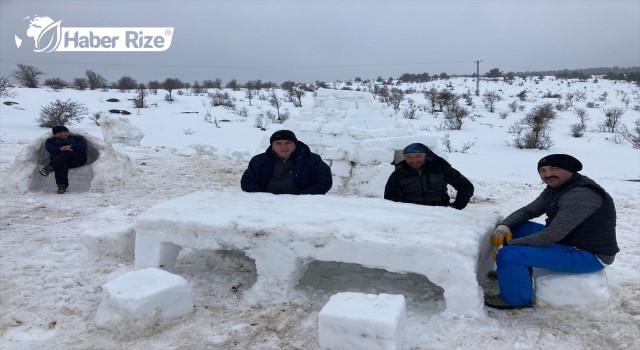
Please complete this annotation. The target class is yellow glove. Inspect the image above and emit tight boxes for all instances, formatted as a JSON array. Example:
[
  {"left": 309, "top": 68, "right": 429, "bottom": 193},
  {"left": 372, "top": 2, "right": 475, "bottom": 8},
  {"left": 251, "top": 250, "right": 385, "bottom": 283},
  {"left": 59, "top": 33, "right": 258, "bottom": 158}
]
[{"left": 491, "top": 225, "right": 512, "bottom": 248}]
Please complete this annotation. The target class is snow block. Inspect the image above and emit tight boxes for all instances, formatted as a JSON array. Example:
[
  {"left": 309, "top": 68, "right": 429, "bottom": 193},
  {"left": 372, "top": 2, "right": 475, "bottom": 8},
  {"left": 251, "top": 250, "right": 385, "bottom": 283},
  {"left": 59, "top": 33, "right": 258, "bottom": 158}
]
[
  {"left": 319, "top": 292, "right": 406, "bottom": 350},
  {"left": 95, "top": 268, "right": 193, "bottom": 336},
  {"left": 80, "top": 221, "right": 135, "bottom": 258},
  {"left": 534, "top": 269, "right": 610, "bottom": 311}
]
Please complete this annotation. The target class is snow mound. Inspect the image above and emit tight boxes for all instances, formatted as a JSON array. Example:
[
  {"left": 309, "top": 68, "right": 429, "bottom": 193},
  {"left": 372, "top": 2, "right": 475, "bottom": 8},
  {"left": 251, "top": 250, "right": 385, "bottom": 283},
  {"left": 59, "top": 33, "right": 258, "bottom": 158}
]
[
  {"left": 4, "top": 130, "right": 132, "bottom": 193},
  {"left": 99, "top": 115, "right": 144, "bottom": 146}
]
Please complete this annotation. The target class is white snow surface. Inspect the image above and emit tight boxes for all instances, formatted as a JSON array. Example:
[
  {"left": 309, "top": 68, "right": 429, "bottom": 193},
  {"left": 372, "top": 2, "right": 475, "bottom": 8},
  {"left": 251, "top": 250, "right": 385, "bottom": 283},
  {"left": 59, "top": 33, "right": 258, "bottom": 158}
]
[{"left": 0, "top": 78, "right": 639, "bottom": 349}]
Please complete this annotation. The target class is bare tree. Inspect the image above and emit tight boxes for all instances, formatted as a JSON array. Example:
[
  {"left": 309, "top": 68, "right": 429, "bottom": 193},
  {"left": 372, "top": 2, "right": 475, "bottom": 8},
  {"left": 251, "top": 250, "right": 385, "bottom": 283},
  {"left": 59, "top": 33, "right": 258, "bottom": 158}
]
[
  {"left": 225, "top": 79, "right": 239, "bottom": 91},
  {"left": 73, "top": 77, "right": 88, "bottom": 90},
  {"left": 85, "top": 70, "right": 107, "bottom": 90},
  {"left": 36, "top": 99, "right": 88, "bottom": 127},
  {"left": 600, "top": 106, "right": 625, "bottom": 133},
  {"left": 148, "top": 80, "right": 161, "bottom": 95},
  {"left": 117, "top": 76, "right": 137, "bottom": 92},
  {"left": 134, "top": 83, "right": 148, "bottom": 108},
  {"left": 269, "top": 89, "right": 282, "bottom": 118},
  {"left": 12, "top": 63, "right": 44, "bottom": 88},
  {"left": 191, "top": 81, "right": 205, "bottom": 95},
  {"left": 290, "top": 88, "right": 305, "bottom": 107},
  {"left": 162, "top": 78, "right": 182, "bottom": 102},
  {"left": 482, "top": 90, "right": 501, "bottom": 113}
]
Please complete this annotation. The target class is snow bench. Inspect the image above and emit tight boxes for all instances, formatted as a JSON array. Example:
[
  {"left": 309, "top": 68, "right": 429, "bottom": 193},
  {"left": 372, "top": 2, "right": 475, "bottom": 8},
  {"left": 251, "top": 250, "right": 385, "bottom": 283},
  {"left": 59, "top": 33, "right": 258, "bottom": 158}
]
[{"left": 134, "top": 191, "right": 501, "bottom": 316}]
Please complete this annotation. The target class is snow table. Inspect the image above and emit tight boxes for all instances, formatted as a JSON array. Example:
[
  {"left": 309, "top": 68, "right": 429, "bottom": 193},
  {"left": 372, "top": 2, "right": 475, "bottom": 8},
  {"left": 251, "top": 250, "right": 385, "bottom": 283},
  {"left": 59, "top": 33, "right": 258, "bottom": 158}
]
[{"left": 135, "top": 191, "right": 500, "bottom": 316}]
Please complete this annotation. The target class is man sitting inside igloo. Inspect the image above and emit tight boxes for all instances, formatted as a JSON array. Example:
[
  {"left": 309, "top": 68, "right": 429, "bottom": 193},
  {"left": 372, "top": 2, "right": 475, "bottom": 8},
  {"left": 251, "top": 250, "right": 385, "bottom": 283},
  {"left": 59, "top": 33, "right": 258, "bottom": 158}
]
[{"left": 6, "top": 126, "right": 132, "bottom": 194}]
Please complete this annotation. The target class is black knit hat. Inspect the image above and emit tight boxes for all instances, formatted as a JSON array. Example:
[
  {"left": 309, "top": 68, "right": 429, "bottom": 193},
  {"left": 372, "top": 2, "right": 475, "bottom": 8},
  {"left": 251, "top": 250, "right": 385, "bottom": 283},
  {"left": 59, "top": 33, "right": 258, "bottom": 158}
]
[
  {"left": 537, "top": 154, "right": 583, "bottom": 173},
  {"left": 270, "top": 130, "right": 297, "bottom": 144},
  {"left": 403, "top": 143, "right": 430, "bottom": 155},
  {"left": 52, "top": 125, "right": 69, "bottom": 135}
]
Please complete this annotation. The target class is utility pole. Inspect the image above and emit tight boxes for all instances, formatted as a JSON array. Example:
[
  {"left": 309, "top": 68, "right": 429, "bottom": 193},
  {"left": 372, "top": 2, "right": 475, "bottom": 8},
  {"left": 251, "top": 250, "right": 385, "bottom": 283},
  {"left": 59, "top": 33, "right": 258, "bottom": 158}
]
[{"left": 474, "top": 60, "right": 482, "bottom": 96}]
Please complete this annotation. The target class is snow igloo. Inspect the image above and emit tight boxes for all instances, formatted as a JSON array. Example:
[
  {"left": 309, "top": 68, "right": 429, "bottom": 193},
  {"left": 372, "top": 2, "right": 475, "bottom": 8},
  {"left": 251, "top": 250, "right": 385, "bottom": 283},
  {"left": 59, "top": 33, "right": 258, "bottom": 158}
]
[
  {"left": 6, "top": 129, "right": 132, "bottom": 193},
  {"left": 269, "top": 88, "right": 443, "bottom": 198}
]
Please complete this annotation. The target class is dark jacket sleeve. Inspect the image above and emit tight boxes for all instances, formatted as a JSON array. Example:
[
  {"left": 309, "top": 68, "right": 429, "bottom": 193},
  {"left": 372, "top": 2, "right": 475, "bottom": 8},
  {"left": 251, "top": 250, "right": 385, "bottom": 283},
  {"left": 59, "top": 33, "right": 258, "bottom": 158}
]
[
  {"left": 71, "top": 136, "right": 87, "bottom": 152},
  {"left": 240, "top": 155, "right": 267, "bottom": 192},
  {"left": 44, "top": 137, "right": 60, "bottom": 156},
  {"left": 446, "top": 167, "right": 474, "bottom": 209},
  {"left": 297, "top": 154, "right": 332, "bottom": 195},
  {"left": 384, "top": 170, "right": 405, "bottom": 202}
]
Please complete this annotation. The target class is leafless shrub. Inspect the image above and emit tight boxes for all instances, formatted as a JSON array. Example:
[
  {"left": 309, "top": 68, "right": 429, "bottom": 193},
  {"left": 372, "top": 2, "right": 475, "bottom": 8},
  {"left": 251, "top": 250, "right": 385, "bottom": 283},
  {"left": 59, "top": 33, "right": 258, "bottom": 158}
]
[
  {"left": 0, "top": 76, "right": 15, "bottom": 97},
  {"left": 203, "top": 110, "right": 213, "bottom": 123},
  {"left": 254, "top": 112, "right": 271, "bottom": 130},
  {"left": 599, "top": 106, "right": 625, "bottom": 132},
  {"left": 510, "top": 103, "right": 556, "bottom": 149},
  {"left": 402, "top": 98, "right": 419, "bottom": 119},
  {"left": 619, "top": 119, "right": 640, "bottom": 149},
  {"left": 90, "top": 111, "right": 101, "bottom": 126},
  {"left": 209, "top": 90, "right": 236, "bottom": 109},
  {"left": 482, "top": 90, "right": 501, "bottom": 112},
  {"left": 36, "top": 99, "right": 88, "bottom": 127},
  {"left": 444, "top": 103, "right": 469, "bottom": 130},
  {"left": 439, "top": 133, "right": 476, "bottom": 153},
  {"left": 236, "top": 106, "right": 249, "bottom": 118}
]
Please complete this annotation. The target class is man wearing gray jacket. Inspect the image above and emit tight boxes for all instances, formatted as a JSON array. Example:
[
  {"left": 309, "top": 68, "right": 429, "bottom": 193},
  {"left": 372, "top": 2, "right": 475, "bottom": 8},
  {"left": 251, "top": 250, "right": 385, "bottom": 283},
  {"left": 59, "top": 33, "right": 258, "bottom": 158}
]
[{"left": 484, "top": 154, "right": 619, "bottom": 309}]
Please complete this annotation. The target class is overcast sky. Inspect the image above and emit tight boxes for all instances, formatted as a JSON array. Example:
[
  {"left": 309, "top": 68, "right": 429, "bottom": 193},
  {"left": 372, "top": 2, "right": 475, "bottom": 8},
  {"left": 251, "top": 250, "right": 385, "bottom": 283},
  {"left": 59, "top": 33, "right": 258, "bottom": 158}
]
[{"left": 1, "top": 0, "right": 638, "bottom": 85}]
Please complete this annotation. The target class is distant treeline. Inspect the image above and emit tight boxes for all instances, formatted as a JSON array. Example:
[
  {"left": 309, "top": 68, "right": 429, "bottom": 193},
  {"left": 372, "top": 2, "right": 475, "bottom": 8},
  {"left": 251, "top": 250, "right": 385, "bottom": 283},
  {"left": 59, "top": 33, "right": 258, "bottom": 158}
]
[{"left": 397, "top": 66, "right": 640, "bottom": 84}]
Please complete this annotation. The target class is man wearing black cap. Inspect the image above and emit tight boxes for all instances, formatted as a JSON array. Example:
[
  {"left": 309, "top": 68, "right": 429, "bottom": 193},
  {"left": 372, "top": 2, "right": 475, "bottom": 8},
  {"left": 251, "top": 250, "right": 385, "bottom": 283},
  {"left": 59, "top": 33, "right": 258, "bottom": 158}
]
[
  {"left": 485, "top": 154, "right": 619, "bottom": 310},
  {"left": 241, "top": 129, "right": 332, "bottom": 195},
  {"left": 39, "top": 126, "right": 88, "bottom": 194},
  {"left": 384, "top": 142, "right": 474, "bottom": 209}
]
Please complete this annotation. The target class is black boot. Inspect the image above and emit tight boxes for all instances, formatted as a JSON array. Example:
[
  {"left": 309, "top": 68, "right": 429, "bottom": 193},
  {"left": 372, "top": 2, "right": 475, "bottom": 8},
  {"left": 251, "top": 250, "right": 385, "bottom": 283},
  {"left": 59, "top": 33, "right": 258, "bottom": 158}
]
[
  {"left": 39, "top": 165, "right": 54, "bottom": 176},
  {"left": 57, "top": 185, "right": 68, "bottom": 194}
]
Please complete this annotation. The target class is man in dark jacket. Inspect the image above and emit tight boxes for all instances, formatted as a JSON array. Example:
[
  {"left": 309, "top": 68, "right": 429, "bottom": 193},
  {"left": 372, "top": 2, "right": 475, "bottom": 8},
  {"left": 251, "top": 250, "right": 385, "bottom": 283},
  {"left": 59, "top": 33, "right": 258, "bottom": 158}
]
[
  {"left": 485, "top": 154, "right": 619, "bottom": 310},
  {"left": 39, "top": 125, "right": 88, "bottom": 194},
  {"left": 384, "top": 143, "right": 474, "bottom": 209},
  {"left": 241, "top": 130, "right": 332, "bottom": 195}
]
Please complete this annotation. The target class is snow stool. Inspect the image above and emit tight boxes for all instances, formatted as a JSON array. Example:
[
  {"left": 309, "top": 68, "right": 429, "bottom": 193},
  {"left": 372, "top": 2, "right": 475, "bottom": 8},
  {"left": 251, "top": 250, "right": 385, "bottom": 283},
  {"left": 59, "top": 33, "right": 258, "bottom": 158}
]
[
  {"left": 534, "top": 269, "right": 610, "bottom": 311},
  {"left": 319, "top": 292, "right": 406, "bottom": 350},
  {"left": 95, "top": 268, "right": 193, "bottom": 336}
]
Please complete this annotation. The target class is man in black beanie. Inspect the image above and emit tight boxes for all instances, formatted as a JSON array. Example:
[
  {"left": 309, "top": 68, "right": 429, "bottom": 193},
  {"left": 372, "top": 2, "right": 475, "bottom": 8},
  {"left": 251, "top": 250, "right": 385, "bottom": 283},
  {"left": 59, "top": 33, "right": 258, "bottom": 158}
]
[
  {"left": 485, "top": 154, "right": 619, "bottom": 310},
  {"left": 241, "top": 130, "right": 332, "bottom": 195},
  {"left": 39, "top": 126, "right": 88, "bottom": 194},
  {"left": 384, "top": 143, "right": 474, "bottom": 209}
]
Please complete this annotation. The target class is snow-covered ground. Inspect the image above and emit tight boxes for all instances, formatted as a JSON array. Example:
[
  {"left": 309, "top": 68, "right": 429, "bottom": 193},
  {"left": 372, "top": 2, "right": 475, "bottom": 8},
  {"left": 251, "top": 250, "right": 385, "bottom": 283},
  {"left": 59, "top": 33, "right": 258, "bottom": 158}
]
[{"left": 1, "top": 77, "right": 639, "bottom": 349}]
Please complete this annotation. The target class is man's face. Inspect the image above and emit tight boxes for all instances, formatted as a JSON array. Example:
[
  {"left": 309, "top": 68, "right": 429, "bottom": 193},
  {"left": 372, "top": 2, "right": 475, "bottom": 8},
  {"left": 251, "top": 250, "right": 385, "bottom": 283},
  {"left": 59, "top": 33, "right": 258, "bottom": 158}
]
[
  {"left": 54, "top": 131, "right": 70, "bottom": 139},
  {"left": 538, "top": 166, "right": 573, "bottom": 187},
  {"left": 404, "top": 153, "right": 427, "bottom": 170},
  {"left": 272, "top": 140, "right": 296, "bottom": 159}
]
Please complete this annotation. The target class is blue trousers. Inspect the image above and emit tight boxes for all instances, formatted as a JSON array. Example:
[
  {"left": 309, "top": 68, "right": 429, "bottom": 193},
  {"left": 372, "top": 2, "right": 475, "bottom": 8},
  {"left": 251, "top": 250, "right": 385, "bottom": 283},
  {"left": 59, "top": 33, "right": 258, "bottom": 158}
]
[{"left": 496, "top": 221, "right": 605, "bottom": 306}]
